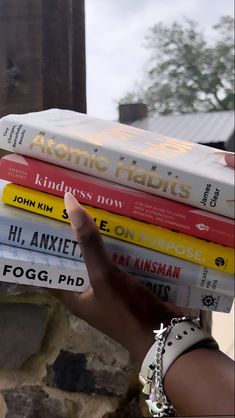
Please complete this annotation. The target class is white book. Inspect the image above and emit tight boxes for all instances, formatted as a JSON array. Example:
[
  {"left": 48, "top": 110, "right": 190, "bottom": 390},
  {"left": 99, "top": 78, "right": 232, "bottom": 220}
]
[
  {"left": 0, "top": 243, "right": 88, "bottom": 291},
  {"left": 0, "top": 243, "right": 233, "bottom": 312},
  {"left": 139, "top": 276, "right": 234, "bottom": 313},
  {"left": 0, "top": 197, "right": 234, "bottom": 296},
  {"left": 0, "top": 109, "right": 234, "bottom": 218}
]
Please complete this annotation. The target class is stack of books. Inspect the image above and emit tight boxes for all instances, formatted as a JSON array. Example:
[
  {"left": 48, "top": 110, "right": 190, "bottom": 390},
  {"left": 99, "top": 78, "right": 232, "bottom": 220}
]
[{"left": 0, "top": 109, "right": 234, "bottom": 312}]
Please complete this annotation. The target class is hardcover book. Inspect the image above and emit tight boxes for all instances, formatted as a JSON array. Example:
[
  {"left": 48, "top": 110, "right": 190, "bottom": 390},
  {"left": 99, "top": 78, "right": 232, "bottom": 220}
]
[
  {"left": 1, "top": 154, "right": 234, "bottom": 247},
  {"left": 0, "top": 109, "right": 234, "bottom": 218},
  {"left": 0, "top": 243, "right": 233, "bottom": 312},
  {"left": 2, "top": 182, "right": 234, "bottom": 273},
  {"left": 0, "top": 200, "right": 233, "bottom": 295}
]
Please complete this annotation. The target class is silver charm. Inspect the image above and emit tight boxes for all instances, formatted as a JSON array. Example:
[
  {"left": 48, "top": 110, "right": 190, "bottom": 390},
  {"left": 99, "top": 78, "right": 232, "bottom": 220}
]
[
  {"left": 146, "top": 399, "right": 176, "bottom": 417},
  {"left": 143, "top": 317, "right": 195, "bottom": 417},
  {"left": 153, "top": 323, "right": 167, "bottom": 339}
]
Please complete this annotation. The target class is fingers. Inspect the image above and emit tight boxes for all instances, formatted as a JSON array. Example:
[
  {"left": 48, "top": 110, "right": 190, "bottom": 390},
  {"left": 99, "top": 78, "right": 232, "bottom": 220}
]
[
  {"left": 225, "top": 154, "right": 235, "bottom": 168},
  {"left": 213, "top": 151, "right": 235, "bottom": 168},
  {"left": 64, "top": 192, "right": 113, "bottom": 285}
]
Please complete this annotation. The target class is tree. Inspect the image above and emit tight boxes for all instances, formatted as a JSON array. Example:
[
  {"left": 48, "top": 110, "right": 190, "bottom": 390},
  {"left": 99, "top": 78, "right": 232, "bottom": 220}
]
[{"left": 119, "top": 16, "right": 234, "bottom": 114}]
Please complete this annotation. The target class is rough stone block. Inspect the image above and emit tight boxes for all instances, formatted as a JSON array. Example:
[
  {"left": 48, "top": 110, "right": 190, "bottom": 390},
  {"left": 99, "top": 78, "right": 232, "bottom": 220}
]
[
  {"left": 2, "top": 386, "right": 68, "bottom": 418},
  {"left": 103, "top": 396, "right": 145, "bottom": 418},
  {"left": 46, "top": 350, "right": 128, "bottom": 396},
  {"left": 0, "top": 303, "right": 48, "bottom": 368},
  {"left": 66, "top": 314, "right": 129, "bottom": 369}
]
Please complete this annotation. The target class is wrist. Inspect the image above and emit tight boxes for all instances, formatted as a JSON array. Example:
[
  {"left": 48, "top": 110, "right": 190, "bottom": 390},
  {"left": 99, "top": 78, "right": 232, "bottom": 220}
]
[
  {"left": 120, "top": 308, "right": 178, "bottom": 362},
  {"left": 163, "top": 347, "right": 234, "bottom": 416},
  {"left": 139, "top": 317, "right": 219, "bottom": 416},
  {"left": 120, "top": 322, "right": 155, "bottom": 362}
]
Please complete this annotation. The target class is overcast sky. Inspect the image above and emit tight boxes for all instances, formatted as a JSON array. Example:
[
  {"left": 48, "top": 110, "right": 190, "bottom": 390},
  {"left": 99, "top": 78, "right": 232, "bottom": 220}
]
[{"left": 85, "top": 0, "right": 234, "bottom": 120}]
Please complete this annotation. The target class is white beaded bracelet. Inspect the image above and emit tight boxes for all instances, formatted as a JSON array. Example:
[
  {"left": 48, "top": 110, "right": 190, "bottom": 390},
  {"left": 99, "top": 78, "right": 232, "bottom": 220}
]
[{"left": 139, "top": 316, "right": 219, "bottom": 417}]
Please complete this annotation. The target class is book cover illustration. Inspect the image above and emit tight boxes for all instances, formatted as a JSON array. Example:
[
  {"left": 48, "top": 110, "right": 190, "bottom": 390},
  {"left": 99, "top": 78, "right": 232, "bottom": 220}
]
[
  {"left": 0, "top": 109, "right": 234, "bottom": 218},
  {"left": 2, "top": 182, "right": 234, "bottom": 273},
  {"left": 0, "top": 200, "right": 233, "bottom": 295},
  {"left": 1, "top": 154, "right": 234, "bottom": 247}
]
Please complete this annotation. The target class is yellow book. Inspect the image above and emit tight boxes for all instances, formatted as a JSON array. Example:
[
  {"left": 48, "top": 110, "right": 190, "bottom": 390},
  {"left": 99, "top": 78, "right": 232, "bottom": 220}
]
[{"left": 2, "top": 183, "right": 234, "bottom": 274}]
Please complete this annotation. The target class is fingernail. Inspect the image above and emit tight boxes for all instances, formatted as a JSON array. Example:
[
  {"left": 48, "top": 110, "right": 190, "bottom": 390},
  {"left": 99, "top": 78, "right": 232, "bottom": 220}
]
[
  {"left": 64, "top": 192, "right": 86, "bottom": 229},
  {"left": 224, "top": 154, "right": 235, "bottom": 168}
]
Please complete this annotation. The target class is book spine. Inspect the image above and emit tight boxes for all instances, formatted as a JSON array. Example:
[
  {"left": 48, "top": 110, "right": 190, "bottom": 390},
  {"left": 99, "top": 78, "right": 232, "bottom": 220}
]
[
  {"left": 0, "top": 202, "right": 233, "bottom": 295},
  {"left": 1, "top": 155, "right": 234, "bottom": 247},
  {"left": 0, "top": 113, "right": 233, "bottom": 218},
  {"left": 140, "top": 276, "right": 233, "bottom": 313},
  {"left": 0, "top": 243, "right": 232, "bottom": 312},
  {"left": 2, "top": 183, "right": 234, "bottom": 273},
  {"left": 0, "top": 244, "right": 89, "bottom": 291}
]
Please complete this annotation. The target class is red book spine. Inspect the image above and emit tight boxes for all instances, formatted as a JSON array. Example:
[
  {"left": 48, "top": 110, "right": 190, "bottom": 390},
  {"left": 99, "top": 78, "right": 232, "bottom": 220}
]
[{"left": 1, "top": 154, "right": 234, "bottom": 247}]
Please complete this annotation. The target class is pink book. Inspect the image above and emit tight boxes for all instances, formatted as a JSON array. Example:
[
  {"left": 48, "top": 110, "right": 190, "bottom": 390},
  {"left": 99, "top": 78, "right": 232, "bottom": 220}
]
[{"left": 0, "top": 153, "right": 234, "bottom": 247}]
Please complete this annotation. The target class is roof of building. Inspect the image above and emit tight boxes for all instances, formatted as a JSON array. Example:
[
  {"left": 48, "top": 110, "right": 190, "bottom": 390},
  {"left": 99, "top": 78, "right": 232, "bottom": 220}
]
[{"left": 131, "top": 110, "right": 234, "bottom": 145}]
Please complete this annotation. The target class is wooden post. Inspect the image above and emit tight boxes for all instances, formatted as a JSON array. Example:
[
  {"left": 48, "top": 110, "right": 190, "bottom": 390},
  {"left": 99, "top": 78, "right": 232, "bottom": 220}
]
[{"left": 0, "top": 0, "right": 86, "bottom": 117}]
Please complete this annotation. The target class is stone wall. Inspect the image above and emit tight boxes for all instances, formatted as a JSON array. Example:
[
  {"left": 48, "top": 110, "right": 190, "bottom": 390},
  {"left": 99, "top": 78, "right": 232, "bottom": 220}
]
[{"left": 0, "top": 283, "right": 148, "bottom": 418}]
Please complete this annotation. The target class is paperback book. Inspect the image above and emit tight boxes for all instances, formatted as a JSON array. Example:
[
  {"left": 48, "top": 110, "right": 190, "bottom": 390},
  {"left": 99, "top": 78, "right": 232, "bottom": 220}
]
[
  {"left": 1, "top": 154, "right": 233, "bottom": 247},
  {"left": 0, "top": 243, "right": 233, "bottom": 312},
  {"left": 141, "top": 276, "right": 233, "bottom": 313},
  {"left": 0, "top": 200, "right": 233, "bottom": 295},
  {"left": 0, "top": 243, "right": 89, "bottom": 291},
  {"left": 0, "top": 109, "right": 234, "bottom": 218},
  {"left": 2, "top": 182, "right": 234, "bottom": 273}
]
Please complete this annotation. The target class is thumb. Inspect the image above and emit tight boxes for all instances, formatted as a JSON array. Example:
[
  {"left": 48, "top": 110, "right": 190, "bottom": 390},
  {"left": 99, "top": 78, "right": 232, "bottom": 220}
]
[{"left": 64, "top": 192, "right": 113, "bottom": 285}]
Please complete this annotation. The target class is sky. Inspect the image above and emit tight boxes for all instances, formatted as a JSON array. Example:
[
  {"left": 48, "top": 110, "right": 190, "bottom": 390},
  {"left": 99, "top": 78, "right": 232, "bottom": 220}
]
[{"left": 85, "top": 0, "right": 234, "bottom": 121}]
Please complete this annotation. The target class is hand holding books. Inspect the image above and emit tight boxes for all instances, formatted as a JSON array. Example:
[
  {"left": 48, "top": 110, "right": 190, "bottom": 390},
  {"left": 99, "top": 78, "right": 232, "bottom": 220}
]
[
  {"left": 50, "top": 155, "right": 235, "bottom": 417},
  {"left": 52, "top": 153, "right": 234, "bottom": 354},
  {"left": 225, "top": 153, "right": 235, "bottom": 168},
  {"left": 0, "top": 109, "right": 234, "bottom": 416},
  {"left": 51, "top": 153, "right": 235, "bottom": 359},
  {"left": 52, "top": 191, "right": 183, "bottom": 363}
]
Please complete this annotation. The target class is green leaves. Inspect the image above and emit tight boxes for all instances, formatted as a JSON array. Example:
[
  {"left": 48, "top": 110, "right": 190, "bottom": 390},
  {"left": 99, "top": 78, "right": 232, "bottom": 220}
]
[{"left": 119, "top": 16, "right": 234, "bottom": 115}]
